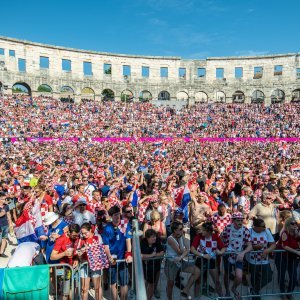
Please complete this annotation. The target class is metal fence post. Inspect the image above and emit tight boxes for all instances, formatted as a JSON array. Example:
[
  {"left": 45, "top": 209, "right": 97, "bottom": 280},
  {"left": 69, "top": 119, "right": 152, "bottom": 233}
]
[{"left": 132, "top": 219, "right": 147, "bottom": 300}]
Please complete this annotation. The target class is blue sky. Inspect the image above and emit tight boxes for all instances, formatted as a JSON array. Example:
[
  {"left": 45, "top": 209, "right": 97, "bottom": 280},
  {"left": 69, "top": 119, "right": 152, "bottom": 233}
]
[{"left": 0, "top": 0, "right": 298, "bottom": 59}]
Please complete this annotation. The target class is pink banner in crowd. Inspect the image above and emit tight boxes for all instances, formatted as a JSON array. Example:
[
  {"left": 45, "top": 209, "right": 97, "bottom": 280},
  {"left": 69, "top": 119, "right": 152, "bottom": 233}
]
[{"left": 6, "top": 137, "right": 300, "bottom": 143}]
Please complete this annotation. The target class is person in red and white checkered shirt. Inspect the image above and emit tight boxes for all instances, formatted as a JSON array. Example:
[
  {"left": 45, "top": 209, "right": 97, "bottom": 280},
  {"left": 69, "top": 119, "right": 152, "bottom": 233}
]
[
  {"left": 221, "top": 212, "right": 253, "bottom": 299},
  {"left": 211, "top": 203, "right": 232, "bottom": 235},
  {"left": 246, "top": 218, "right": 276, "bottom": 298}
]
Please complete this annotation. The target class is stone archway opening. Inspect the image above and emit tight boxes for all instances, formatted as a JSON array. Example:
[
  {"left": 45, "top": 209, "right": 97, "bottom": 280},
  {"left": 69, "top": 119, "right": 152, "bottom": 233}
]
[
  {"left": 158, "top": 91, "right": 170, "bottom": 100},
  {"left": 12, "top": 82, "right": 31, "bottom": 96},
  {"left": 81, "top": 87, "right": 95, "bottom": 102},
  {"left": 232, "top": 91, "right": 245, "bottom": 103},
  {"left": 121, "top": 89, "right": 134, "bottom": 102},
  {"left": 291, "top": 89, "right": 300, "bottom": 102},
  {"left": 60, "top": 86, "right": 75, "bottom": 103},
  {"left": 176, "top": 91, "right": 189, "bottom": 101},
  {"left": 37, "top": 84, "right": 53, "bottom": 96},
  {"left": 251, "top": 90, "right": 265, "bottom": 104},
  {"left": 215, "top": 91, "right": 226, "bottom": 103},
  {"left": 0, "top": 81, "right": 2, "bottom": 95},
  {"left": 271, "top": 89, "right": 285, "bottom": 103},
  {"left": 195, "top": 91, "right": 208, "bottom": 103},
  {"left": 102, "top": 89, "right": 115, "bottom": 102},
  {"left": 139, "top": 90, "right": 152, "bottom": 102}
]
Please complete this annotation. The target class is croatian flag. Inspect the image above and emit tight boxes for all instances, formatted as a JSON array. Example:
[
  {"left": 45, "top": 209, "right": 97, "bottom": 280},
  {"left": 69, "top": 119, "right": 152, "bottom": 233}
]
[
  {"left": 60, "top": 120, "right": 70, "bottom": 126},
  {"left": 173, "top": 185, "right": 191, "bottom": 209},
  {"left": 15, "top": 211, "right": 38, "bottom": 244}
]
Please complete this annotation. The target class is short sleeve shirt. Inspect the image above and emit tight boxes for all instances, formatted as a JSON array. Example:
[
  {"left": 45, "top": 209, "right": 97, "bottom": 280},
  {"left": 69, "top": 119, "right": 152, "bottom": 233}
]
[
  {"left": 102, "top": 221, "right": 132, "bottom": 259},
  {"left": 246, "top": 228, "right": 274, "bottom": 265}
]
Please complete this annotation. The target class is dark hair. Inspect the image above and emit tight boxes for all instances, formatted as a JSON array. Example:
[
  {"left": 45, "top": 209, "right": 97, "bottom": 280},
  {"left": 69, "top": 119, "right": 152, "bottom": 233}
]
[
  {"left": 145, "top": 229, "right": 157, "bottom": 239},
  {"left": 171, "top": 221, "right": 183, "bottom": 233},
  {"left": 253, "top": 218, "right": 265, "bottom": 227},
  {"left": 202, "top": 221, "right": 214, "bottom": 233},
  {"left": 60, "top": 203, "right": 72, "bottom": 216},
  {"left": 81, "top": 222, "right": 92, "bottom": 231},
  {"left": 69, "top": 223, "right": 80, "bottom": 233},
  {"left": 108, "top": 205, "right": 120, "bottom": 216}
]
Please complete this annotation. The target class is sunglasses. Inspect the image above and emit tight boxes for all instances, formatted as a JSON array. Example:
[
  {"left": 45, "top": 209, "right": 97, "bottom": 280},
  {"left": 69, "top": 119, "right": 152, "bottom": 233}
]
[
  {"left": 125, "top": 210, "right": 132, "bottom": 213},
  {"left": 79, "top": 204, "right": 86, "bottom": 207},
  {"left": 290, "top": 222, "right": 297, "bottom": 225}
]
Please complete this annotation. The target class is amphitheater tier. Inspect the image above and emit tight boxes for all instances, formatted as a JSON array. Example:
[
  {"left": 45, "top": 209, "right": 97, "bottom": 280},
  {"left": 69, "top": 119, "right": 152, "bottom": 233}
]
[{"left": 0, "top": 36, "right": 300, "bottom": 106}]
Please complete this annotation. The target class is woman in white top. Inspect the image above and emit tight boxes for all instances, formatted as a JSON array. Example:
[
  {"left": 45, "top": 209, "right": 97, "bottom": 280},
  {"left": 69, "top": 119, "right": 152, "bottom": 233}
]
[{"left": 165, "top": 221, "right": 200, "bottom": 300}]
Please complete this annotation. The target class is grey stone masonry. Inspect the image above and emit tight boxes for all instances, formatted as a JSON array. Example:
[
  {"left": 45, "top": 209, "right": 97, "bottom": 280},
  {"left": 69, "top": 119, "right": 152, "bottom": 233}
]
[{"left": 0, "top": 36, "right": 300, "bottom": 106}]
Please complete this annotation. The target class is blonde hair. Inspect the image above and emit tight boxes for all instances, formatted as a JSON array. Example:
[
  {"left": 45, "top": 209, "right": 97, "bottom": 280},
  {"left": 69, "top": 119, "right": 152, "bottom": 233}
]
[
  {"left": 284, "top": 217, "right": 297, "bottom": 232},
  {"left": 150, "top": 210, "right": 161, "bottom": 222}
]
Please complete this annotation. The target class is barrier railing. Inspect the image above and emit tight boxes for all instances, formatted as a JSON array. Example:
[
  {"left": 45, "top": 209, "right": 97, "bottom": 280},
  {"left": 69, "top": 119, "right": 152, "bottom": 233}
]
[
  {"left": 142, "top": 250, "right": 300, "bottom": 300},
  {"left": 4, "top": 249, "right": 300, "bottom": 299}
]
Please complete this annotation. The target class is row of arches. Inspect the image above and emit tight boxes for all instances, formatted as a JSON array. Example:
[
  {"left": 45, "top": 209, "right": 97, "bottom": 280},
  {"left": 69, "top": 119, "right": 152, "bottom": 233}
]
[{"left": 7, "top": 82, "right": 300, "bottom": 103}]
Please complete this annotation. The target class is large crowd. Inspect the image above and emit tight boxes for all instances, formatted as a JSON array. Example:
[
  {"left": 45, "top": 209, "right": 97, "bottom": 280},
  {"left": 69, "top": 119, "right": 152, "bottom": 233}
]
[
  {"left": 0, "top": 95, "right": 300, "bottom": 300},
  {"left": 0, "top": 95, "right": 300, "bottom": 138}
]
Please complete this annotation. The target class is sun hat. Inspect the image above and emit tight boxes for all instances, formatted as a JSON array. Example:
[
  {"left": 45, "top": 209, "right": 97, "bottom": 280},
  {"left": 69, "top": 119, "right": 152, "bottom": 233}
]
[
  {"left": 44, "top": 212, "right": 59, "bottom": 225},
  {"left": 231, "top": 212, "right": 244, "bottom": 220}
]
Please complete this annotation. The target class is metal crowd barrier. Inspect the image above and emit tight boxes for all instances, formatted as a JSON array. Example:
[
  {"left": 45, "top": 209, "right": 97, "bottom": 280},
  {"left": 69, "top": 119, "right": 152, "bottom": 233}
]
[
  {"left": 141, "top": 250, "right": 300, "bottom": 300},
  {"left": 46, "top": 249, "right": 300, "bottom": 299}
]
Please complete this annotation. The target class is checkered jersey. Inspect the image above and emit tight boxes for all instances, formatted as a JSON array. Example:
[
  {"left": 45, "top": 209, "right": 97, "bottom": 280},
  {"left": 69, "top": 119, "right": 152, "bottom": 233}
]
[
  {"left": 238, "top": 196, "right": 250, "bottom": 214},
  {"left": 192, "top": 233, "right": 225, "bottom": 256},
  {"left": 138, "top": 200, "right": 149, "bottom": 222},
  {"left": 246, "top": 227, "right": 274, "bottom": 265},
  {"left": 211, "top": 213, "right": 232, "bottom": 234},
  {"left": 221, "top": 224, "right": 251, "bottom": 264},
  {"left": 84, "top": 235, "right": 109, "bottom": 271}
]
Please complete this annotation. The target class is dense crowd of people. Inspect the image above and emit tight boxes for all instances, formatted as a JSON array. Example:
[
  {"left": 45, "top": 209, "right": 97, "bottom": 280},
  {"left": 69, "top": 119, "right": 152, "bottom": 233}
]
[
  {"left": 0, "top": 95, "right": 300, "bottom": 300},
  {"left": 0, "top": 95, "right": 300, "bottom": 138}
]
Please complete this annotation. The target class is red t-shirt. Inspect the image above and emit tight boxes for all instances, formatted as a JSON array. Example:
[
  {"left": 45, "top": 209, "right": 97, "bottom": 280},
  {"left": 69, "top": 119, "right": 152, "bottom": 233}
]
[
  {"left": 207, "top": 196, "right": 219, "bottom": 212},
  {"left": 53, "top": 233, "right": 78, "bottom": 265},
  {"left": 44, "top": 194, "right": 53, "bottom": 206},
  {"left": 192, "top": 233, "right": 225, "bottom": 254},
  {"left": 277, "top": 230, "right": 300, "bottom": 250}
]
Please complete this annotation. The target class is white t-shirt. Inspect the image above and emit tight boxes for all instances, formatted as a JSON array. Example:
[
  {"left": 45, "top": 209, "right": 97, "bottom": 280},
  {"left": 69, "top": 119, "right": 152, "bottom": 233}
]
[
  {"left": 7, "top": 242, "right": 40, "bottom": 268},
  {"left": 73, "top": 210, "right": 96, "bottom": 226},
  {"left": 246, "top": 227, "right": 274, "bottom": 265}
]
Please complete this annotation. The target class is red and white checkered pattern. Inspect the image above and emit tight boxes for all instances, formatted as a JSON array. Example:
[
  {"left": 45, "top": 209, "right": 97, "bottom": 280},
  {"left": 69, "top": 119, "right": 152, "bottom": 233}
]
[
  {"left": 247, "top": 228, "right": 274, "bottom": 264},
  {"left": 197, "top": 237, "right": 218, "bottom": 254},
  {"left": 138, "top": 200, "right": 149, "bottom": 222},
  {"left": 118, "top": 219, "right": 129, "bottom": 234},
  {"left": 211, "top": 213, "right": 232, "bottom": 234},
  {"left": 221, "top": 224, "right": 251, "bottom": 263},
  {"left": 85, "top": 236, "right": 109, "bottom": 271}
]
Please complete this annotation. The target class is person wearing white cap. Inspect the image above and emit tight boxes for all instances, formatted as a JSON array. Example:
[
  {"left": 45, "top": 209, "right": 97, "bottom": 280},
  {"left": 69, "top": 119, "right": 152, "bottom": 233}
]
[
  {"left": 73, "top": 198, "right": 95, "bottom": 227},
  {"left": 40, "top": 212, "right": 68, "bottom": 263}
]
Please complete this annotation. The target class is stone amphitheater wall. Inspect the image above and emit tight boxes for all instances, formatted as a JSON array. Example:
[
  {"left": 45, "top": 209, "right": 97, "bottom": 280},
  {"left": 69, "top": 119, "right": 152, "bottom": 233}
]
[{"left": 0, "top": 36, "right": 300, "bottom": 106}]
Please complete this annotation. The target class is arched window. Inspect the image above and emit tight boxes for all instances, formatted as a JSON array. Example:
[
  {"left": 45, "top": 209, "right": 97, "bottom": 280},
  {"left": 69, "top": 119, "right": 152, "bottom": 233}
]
[
  {"left": 232, "top": 91, "right": 245, "bottom": 103},
  {"left": 158, "top": 91, "right": 170, "bottom": 100},
  {"left": 102, "top": 89, "right": 115, "bottom": 101},
  {"left": 60, "top": 86, "right": 74, "bottom": 103},
  {"left": 12, "top": 82, "right": 31, "bottom": 95},
  {"left": 121, "top": 90, "right": 134, "bottom": 102},
  {"left": 81, "top": 87, "right": 95, "bottom": 102},
  {"left": 291, "top": 89, "right": 300, "bottom": 102},
  {"left": 176, "top": 91, "right": 188, "bottom": 101},
  {"left": 271, "top": 89, "right": 285, "bottom": 103},
  {"left": 215, "top": 91, "right": 226, "bottom": 103},
  {"left": 195, "top": 91, "right": 208, "bottom": 103},
  {"left": 37, "top": 84, "right": 52, "bottom": 93},
  {"left": 251, "top": 90, "right": 265, "bottom": 103},
  {"left": 139, "top": 90, "right": 152, "bottom": 102}
]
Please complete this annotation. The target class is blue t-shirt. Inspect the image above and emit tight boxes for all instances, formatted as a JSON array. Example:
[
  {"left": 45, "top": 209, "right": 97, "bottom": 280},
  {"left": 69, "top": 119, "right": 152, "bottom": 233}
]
[
  {"left": 45, "top": 219, "right": 68, "bottom": 263},
  {"left": 102, "top": 222, "right": 132, "bottom": 259}
]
